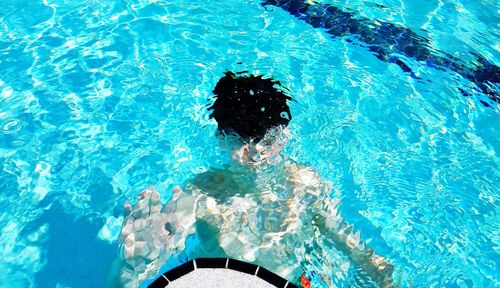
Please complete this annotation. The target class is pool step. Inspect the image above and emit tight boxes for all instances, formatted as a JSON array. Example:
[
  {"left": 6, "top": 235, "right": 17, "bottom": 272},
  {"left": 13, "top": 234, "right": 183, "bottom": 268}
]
[{"left": 148, "top": 258, "right": 300, "bottom": 288}]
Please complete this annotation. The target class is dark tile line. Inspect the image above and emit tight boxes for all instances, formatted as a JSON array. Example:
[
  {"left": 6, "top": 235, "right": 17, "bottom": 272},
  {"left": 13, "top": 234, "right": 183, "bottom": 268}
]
[
  {"left": 148, "top": 274, "right": 169, "bottom": 288},
  {"left": 164, "top": 260, "right": 195, "bottom": 282},
  {"left": 261, "top": 0, "right": 499, "bottom": 107},
  {"left": 147, "top": 258, "right": 300, "bottom": 288}
]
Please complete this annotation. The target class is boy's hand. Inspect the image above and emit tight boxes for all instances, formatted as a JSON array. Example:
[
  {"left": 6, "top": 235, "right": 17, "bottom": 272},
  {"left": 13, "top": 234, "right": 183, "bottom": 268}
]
[{"left": 117, "top": 186, "right": 188, "bottom": 286}]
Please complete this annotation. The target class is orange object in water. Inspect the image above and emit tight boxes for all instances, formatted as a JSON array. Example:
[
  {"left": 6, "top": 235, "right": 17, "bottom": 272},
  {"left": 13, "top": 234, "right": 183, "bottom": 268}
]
[{"left": 301, "top": 274, "right": 312, "bottom": 288}]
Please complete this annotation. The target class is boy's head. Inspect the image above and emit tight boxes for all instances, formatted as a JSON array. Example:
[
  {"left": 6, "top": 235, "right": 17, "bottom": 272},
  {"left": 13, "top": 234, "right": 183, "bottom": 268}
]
[
  {"left": 208, "top": 71, "right": 292, "bottom": 143},
  {"left": 208, "top": 71, "right": 293, "bottom": 165}
]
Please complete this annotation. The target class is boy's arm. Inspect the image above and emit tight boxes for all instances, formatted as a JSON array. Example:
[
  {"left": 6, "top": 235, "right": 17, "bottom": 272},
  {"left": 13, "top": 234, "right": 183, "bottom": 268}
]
[
  {"left": 287, "top": 163, "right": 394, "bottom": 287},
  {"left": 314, "top": 200, "right": 395, "bottom": 287}
]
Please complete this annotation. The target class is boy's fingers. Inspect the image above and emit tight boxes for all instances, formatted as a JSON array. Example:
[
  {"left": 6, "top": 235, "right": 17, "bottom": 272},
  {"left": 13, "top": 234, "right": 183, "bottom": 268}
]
[
  {"left": 162, "top": 186, "right": 183, "bottom": 214},
  {"left": 133, "top": 198, "right": 149, "bottom": 217},
  {"left": 149, "top": 189, "right": 163, "bottom": 213},
  {"left": 173, "top": 186, "right": 183, "bottom": 200},
  {"left": 151, "top": 188, "right": 161, "bottom": 202},
  {"left": 138, "top": 189, "right": 152, "bottom": 201},
  {"left": 123, "top": 236, "right": 136, "bottom": 261},
  {"left": 124, "top": 201, "right": 132, "bottom": 217}
]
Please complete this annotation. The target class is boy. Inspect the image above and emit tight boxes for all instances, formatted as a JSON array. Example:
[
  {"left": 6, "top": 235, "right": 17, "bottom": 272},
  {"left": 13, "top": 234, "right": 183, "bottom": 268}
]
[{"left": 109, "top": 72, "right": 394, "bottom": 287}]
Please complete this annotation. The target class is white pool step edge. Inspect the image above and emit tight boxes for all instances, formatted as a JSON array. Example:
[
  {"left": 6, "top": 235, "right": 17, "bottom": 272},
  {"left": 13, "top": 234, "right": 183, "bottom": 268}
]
[{"left": 147, "top": 258, "right": 300, "bottom": 288}]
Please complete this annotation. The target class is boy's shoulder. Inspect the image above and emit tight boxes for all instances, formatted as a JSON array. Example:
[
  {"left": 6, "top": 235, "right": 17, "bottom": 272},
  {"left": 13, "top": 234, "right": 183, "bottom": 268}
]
[{"left": 285, "top": 161, "right": 322, "bottom": 184}]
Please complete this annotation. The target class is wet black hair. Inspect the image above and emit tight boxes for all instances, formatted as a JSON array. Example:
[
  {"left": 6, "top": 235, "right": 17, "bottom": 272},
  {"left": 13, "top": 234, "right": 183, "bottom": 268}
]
[{"left": 208, "top": 71, "right": 292, "bottom": 142}]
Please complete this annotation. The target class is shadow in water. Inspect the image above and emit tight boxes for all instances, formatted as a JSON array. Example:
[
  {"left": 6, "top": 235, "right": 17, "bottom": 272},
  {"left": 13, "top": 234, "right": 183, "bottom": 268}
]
[{"left": 31, "top": 196, "right": 117, "bottom": 288}]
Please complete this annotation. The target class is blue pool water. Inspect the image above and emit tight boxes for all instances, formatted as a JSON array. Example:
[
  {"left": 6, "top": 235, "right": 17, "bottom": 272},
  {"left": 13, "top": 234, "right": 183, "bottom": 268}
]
[{"left": 0, "top": 0, "right": 498, "bottom": 287}]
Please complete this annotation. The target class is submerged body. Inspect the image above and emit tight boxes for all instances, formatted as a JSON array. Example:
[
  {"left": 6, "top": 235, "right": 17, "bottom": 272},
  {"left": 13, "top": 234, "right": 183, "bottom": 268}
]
[
  {"left": 111, "top": 159, "right": 394, "bottom": 287},
  {"left": 183, "top": 161, "right": 334, "bottom": 279}
]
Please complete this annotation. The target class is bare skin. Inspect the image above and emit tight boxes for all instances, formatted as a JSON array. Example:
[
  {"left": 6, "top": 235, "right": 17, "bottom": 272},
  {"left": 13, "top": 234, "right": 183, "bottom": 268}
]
[
  {"left": 109, "top": 165, "right": 394, "bottom": 287},
  {"left": 108, "top": 130, "right": 395, "bottom": 287}
]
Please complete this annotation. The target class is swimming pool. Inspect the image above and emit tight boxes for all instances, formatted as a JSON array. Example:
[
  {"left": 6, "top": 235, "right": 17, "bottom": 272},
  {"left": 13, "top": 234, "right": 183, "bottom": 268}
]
[{"left": 0, "top": 0, "right": 498, "bottom": 287}]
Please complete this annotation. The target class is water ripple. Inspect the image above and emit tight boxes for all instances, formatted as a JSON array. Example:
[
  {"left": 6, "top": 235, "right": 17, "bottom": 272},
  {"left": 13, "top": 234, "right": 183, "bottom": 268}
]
[
  {"left": 1, "top": 118, "right": 22, "bottom": 135},
  {"left": 0, "top": 0, "right": 498, "bottom": 287}
]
